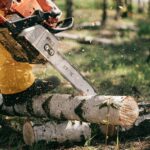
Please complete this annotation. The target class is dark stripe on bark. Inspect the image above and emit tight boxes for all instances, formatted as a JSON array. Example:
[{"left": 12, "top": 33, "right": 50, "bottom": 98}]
[
  {"left": 0, "top": 103, "right": 3, "bottom": 112},
  {"left": 0, "top": 106, "right": 14, "bottom": 116},
  {"left": 74, "top": 100, "right": 87, "bottom": 122},
  {"left": 60, "top": 112, "right": 67, "bottom": 121},
  {"left": 26, "top": 100, "right": 35, "bottom": 117},
  {"left": 80, "top": 134, "right": 86, "bottom": 142},
  {"left": 42, "top": 95, "right": 54, "bottom": 119},
  {"left": 13, "top": 105, "right": 23, "bottom": 117}
]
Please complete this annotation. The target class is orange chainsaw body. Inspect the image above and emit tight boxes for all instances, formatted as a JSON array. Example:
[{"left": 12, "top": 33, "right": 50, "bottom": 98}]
[
  {"left": 0, "top": 0, "right": 73, "bottom": 64},
  {"left": 0, "top": 0, "right": 56, "bottom": 23}
]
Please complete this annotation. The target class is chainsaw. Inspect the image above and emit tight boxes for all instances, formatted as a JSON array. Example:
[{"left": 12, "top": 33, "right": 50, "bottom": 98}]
[{"left": 0, "top": 0, "right": 97, "bottom": 96}]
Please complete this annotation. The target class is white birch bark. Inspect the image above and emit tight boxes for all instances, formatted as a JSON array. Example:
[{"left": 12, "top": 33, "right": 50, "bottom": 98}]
[{"left": 0, "top": 94, "right": 139, "bottom": 127}]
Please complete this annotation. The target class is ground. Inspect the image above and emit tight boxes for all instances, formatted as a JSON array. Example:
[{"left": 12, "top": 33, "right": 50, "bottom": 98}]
[{"left": 0, "top": 0, "right": 150, "bottom": 149}]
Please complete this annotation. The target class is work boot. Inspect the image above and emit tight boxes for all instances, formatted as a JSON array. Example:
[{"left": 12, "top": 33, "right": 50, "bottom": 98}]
[{"left": 2, "top": 76, "right": 60, "bottom": 106}]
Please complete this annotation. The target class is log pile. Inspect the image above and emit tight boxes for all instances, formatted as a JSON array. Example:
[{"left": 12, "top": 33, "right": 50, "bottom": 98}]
[
  {"left": 1, "top": 93, "right": 149, "bottom": 146},
  {"left": 1, "top": 93, "right": 146, "bottom": 145}
]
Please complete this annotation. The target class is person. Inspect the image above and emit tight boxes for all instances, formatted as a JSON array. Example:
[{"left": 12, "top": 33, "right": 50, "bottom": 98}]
[{"left": 0, "top": 7, "right": 60, "bottom": 106}]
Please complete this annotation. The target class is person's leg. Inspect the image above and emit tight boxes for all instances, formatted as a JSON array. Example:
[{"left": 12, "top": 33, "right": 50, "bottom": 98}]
[{"left": 2, "top": 76, "right": 60, "bottom": 106}]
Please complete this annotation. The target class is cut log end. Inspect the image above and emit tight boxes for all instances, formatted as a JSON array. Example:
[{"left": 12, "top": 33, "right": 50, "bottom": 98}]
[
  {"left": 119, "top": 96, "right": 139, "bottom": 127},
  {"left": 23, "top": 122, "right": 35, "bottom": 146}
]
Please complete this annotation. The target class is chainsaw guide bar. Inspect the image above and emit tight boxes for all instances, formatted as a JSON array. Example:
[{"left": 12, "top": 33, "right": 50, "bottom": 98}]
[{"left": 19, "top": 25, "right": 97, "bottom": 96}]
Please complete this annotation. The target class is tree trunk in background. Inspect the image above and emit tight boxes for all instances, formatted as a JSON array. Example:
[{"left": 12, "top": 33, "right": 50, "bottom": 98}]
[
  {"left": 138, "top": 0, "right": 144, "bottom": 13},
  {"left": 115, "top": 0, "right": 123, "bottom": 19},
  {"left": 148, "top": 0, "right": 150, "bottom": 16},
  {"left": 65, "top": 0, "right": 74, "bottom": 18},
  {"left": 101, "top": 0, "right": 108, "bottom": 25},
  {"left": 121, "top": 0, "right": 128, "bottom": 18},
  {"left": 128, "top": 0, "right": 133, "bottom": 16},
  {"left": 0, "top": 94, "right": 139, "bottom": 127}
]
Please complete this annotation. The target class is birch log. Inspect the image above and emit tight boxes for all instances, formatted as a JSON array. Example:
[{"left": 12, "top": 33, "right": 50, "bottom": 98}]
[
  {"left": 23, "top": 114, "right": 149, "bottom": 145},
  {"left": 23, "top": 121, "right": 91, "bottom": 145},
  {"left": 0, "top": 94, "right": 139, "bottom": 127}
]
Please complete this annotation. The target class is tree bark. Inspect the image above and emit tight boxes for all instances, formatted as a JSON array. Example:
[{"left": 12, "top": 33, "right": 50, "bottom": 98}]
[
  {"left": 65, "top": 0, "right": 74, "bottom": 18},
  {"left": 0, "top": 94, "right": 139, "bottom": 127}
]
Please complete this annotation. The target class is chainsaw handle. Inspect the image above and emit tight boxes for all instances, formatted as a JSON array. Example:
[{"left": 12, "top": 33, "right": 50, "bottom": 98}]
[
  {"left": 44, "top": 17, "right": 74, "bottom": 34},
  {"left": 3, "top": 10, "right": 62, "bottom": 35},
  {"left": 3, "top": 10, "right": 73, "bottom": 35}
]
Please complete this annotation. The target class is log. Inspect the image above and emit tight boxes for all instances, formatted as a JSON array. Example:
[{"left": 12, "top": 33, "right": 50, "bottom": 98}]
[
  {"left": 74, "top": 21, "right": 101, "bottom": 30},
  {"left": 23, "top": 113, "right": 150, "bottom": 146},
  {"left": 115, "top": 24, "right": 138, "bottom": 32},
  {"left": 23, "top": 121, "right": 91, "bottom": 145},
  {"left": 0, "top": 94, "right": 139, "bottom": 127},
  {"left": 56, "top": 33, "right": 115, "bottom": 45}
]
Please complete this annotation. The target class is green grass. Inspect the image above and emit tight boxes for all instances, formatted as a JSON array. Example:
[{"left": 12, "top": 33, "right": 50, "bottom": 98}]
[
  {"left": 62, "top": 34, "right": 150, "bottom": 97},
  {"left": 138, "top": 19, "right": 150, "bottom": 37}
]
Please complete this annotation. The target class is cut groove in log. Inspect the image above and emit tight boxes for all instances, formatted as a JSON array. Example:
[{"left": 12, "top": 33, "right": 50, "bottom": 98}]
[
  {"left": 0, "top": 94, "right": 139, "bottom": 127},
  {"left": 23, "top": 121, "right": 91, "bottom": 145}
]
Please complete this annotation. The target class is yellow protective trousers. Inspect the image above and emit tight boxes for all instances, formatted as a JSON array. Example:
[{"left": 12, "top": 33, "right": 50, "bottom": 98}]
[{"left": 0, "top": 43, "right": 35, "bottom": 94}]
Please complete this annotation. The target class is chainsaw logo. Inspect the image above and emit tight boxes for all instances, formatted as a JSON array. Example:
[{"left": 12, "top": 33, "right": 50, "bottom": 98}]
[{"left": 44, "top": 44, "right": 55, "bottom": 56}]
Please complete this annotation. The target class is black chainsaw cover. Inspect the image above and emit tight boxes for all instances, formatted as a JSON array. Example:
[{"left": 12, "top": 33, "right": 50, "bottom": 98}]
[{"left": 0, "top": 27, "right": 47, "bottom": 64}]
